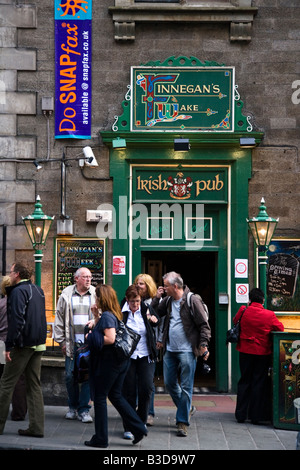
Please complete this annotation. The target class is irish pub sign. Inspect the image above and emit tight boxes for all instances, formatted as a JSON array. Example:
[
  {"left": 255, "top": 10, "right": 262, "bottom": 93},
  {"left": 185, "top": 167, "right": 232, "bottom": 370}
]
[{"left": 131, "top": 66, "right": 235, "bottom": 132}]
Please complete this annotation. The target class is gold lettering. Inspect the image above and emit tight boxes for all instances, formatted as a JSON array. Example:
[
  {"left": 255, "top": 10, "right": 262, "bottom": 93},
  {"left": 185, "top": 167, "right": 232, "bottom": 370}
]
[
  {"left": 195, "top": 174, "right": 224, "bottom": 196},
  {"left": 195, "top": 180, "right": 207, "bottom": 196},
  {"left": 215, "top": 174, "right": 224, "bottom": 191},
  {"left": 137, "top": 174, "right": 224, "bottom": 197}
]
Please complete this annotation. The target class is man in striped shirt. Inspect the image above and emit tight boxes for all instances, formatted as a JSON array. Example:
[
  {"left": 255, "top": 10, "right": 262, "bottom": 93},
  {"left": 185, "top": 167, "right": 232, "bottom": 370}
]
[{"left": 54, "top": 268, "right": 96, "bottom": 423}]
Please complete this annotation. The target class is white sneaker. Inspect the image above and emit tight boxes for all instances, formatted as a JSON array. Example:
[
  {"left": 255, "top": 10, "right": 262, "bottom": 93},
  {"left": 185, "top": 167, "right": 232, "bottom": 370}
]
[
  {"left": 78, "top": 411, "right": 93, "bottom": 423},
  {"left": 65, "top": 409, "right": 77, "bottom": 420},
  {"left": 123, "top": 431, "right": 134, "bottom": 440}
]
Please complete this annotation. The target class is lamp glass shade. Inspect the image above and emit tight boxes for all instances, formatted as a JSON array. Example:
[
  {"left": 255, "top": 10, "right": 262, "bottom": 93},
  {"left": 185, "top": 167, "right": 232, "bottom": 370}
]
[
  {"left": 247, "top": 198, "right": 278, "bottom": 248},
  {"left": 22, "top": 196, "right": 54, "bottom": 248},
  {"left": 248, "top": 219, "right": 278, "bottom": 247}
]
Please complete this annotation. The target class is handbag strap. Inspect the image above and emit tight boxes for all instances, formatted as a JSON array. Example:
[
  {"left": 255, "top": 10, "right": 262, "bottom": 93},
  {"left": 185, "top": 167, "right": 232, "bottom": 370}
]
[{"left": 237, "top": 306, "right": 247, "bottom": 323}]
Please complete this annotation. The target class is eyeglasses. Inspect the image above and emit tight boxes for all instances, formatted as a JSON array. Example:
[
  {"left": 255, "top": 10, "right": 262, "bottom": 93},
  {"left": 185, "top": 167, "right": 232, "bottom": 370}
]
[{"left": 80, "top": 276, "right": 93, "bottom": 280}]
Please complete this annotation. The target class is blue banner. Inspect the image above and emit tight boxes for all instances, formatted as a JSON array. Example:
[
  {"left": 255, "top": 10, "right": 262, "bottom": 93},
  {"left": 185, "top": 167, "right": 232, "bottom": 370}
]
[{"left": 55, "top": 0, "right": 92, "bottom": 139}]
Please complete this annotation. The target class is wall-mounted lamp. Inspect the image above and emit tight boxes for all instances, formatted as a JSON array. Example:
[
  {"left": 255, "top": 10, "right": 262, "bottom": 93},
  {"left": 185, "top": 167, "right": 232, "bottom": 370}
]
[
  {"left": 112, "top": 137, "right": 127, "bottom": 149},
  {"left": 239, "top": 137, "right": 256, "bottom": 148},
  {"left": 247, "top": 197, "right": 279, "bottom": 305},
  {"left": 33, "top": 161, "right": 42, "bottom": 171},
  {"left": 22, "top": 195, "right": 54, "bottom": 286},
  {"left": 174, "top": 138, "right": 190, "bottom": 151}
]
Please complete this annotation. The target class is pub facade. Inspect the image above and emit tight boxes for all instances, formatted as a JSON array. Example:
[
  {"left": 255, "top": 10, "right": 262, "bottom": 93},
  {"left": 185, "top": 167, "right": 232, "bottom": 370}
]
[{"left": 0, "top": 1, "right": 300, "bottom": 407}]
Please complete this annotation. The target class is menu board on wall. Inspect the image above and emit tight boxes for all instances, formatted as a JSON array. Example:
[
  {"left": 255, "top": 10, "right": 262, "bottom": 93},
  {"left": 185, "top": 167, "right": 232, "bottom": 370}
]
[
  {"left": 54, "top": 237, "right": 105, "bottom": 303},
  {"left": 267, "top": 239, "right": 300, "bottom": 313}
]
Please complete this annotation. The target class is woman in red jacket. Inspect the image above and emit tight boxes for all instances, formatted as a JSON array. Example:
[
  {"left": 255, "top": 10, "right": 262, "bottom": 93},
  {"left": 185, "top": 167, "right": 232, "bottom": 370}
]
[{"left": 234, "top": 287, "right": 284, "bottom": 424}]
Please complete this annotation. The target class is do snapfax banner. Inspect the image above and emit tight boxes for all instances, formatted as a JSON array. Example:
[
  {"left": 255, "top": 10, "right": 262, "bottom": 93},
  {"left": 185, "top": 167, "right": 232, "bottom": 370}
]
[{"left": 54, "top": 0, "right": 92, "bottom": 139}]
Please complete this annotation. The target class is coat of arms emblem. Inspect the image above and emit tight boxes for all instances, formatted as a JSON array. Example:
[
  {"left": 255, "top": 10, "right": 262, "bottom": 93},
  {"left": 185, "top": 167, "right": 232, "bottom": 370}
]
[{"left": 167, "top": 172, "right": 193, "bottom": 199}]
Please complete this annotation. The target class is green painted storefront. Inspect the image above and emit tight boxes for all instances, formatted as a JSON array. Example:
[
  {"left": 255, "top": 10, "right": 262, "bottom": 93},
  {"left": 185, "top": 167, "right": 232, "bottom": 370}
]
[{"left": 101, "top": 57, "right": 263, "bottom": 392}]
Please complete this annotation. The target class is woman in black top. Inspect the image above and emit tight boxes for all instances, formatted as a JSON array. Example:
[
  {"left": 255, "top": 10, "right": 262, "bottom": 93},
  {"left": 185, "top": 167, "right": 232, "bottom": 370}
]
[{"left": 85, "top": 284, "right": 147, "bottom": 448}]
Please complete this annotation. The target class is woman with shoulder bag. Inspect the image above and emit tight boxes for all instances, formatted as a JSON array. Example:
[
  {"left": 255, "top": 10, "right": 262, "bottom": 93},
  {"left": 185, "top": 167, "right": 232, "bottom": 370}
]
[
  {"left": 84, "top": 284, "right": 147, "bottom": 448},
  {"left": 234, "top": 287, "right": 284, "bottom": 424}
]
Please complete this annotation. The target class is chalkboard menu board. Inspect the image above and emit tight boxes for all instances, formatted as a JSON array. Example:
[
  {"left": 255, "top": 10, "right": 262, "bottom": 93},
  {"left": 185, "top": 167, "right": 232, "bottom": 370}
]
[
  {"left": 267, "top": 239, "right": 300, "bottom": 312},
  {"left": 54, "top": 237, "right": 106, "bottom": 302}
]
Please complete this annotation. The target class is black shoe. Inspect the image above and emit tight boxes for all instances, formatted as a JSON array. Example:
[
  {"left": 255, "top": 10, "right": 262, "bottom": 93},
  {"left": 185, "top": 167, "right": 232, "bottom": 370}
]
[
  {"left": 18, "top": 429, "right": 44, "bottom": 438},
  {"left": 237, "top": 419, "right": 245, "bottom": 423},
  {"left": 132, "top": 433, "right": 147, "bottom": 445},
  {"left": 84, "top": 439, "right": 108, "bottom": 448}
]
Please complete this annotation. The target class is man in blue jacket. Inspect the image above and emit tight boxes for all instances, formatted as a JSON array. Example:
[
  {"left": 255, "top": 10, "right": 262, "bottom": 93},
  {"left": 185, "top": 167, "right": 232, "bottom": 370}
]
[{"left": 0, "top": 263, "right": 46, "bottom": 437}]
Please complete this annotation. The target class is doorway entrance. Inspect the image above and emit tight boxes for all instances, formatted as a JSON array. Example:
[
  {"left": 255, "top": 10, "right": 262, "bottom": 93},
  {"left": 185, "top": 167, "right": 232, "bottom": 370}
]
[{"left": 143, "top": 251, "right": 216, "bottom": 392}]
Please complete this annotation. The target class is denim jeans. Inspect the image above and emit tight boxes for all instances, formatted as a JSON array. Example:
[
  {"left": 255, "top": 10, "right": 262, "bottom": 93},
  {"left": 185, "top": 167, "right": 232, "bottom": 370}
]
[
  {"left": 65, "top": 348, "right": 91, "bottom": 414},
  {"left": 163, "top": 350, "right": 197, "bottom": 425}
]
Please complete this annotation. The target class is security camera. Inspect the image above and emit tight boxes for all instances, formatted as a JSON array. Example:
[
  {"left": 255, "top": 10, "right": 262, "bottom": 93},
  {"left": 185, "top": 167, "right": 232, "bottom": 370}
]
[{"left": 82, "top": 146, "right": 98, "bottom": 168}]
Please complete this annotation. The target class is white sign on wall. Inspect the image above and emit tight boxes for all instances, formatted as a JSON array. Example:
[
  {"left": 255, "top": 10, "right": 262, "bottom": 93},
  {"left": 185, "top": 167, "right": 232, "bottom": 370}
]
[
  {"left": 235, "top": 259, "right": 248, "bottom": 278},
  {"left": 236, "top": 283, "right": 249, "bottom": 304}
]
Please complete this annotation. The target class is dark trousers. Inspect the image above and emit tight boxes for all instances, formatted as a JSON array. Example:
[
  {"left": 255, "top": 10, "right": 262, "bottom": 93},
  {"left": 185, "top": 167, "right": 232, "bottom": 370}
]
[
  {"left": 90, "top": 352, "right": 146, "bottom": 447},
  {"left": 235, "top": 352, "right": 271, "bottom": 423},
  {"left": 0, "top": 348, "right": 44, "bottom": 435},
  {"left": 0, "top": 365, "right": 27, "bottom": 420},
  {"left": 123, "top": 356, "right": 155, "bottom": 427}
]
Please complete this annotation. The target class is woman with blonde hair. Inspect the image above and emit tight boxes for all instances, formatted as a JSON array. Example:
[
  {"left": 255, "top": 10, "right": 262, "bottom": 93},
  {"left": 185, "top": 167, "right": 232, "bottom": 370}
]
[
  {"left": 85, "top": 284, "right": 147, "bottom": 448},
  {"left": 134, "top": 273, "right": 157, "bottom": 305}
]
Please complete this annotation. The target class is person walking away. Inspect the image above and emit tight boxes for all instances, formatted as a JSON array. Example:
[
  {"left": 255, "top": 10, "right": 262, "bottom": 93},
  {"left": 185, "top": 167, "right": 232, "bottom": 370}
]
[
  {"left": 0, "top": 263, "right": 46, "bottom": 437},
  {"left": 151, "top": 271, "right": 211, "bottom": 437},
  {"left": 54, "top": 267, "right": 96, "bottom": 423},
  {"left": 234, "top": 287, "right": 284, "bottom": 424},
  {"left": 85, "top": 284, "right": 147, "bottom": 448},
  {"left": 0, "top": 276, "right": 27, "bottom": 421},
  {"left": 121, "top": 284, "right": 159, "bottom": 439}
]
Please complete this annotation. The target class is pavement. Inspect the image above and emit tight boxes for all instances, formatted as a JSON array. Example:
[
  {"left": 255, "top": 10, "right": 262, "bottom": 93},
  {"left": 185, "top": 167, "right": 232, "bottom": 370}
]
[{"left": 0, "top": 394, "right": 299, "bottom": 456}]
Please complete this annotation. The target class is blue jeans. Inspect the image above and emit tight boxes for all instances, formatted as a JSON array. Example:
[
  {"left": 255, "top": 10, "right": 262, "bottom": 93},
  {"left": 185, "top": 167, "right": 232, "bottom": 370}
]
[
  {"left": 65, "top": 348, "right": 91, "bottom": 414},
  {"left": 163, "top": 350, "right": 197, "bottom": 425}
]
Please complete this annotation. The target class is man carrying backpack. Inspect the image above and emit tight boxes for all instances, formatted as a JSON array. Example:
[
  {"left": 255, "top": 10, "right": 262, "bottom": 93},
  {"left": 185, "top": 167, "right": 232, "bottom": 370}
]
[
  {"left": 54, "top": 267, "right": 96, "bottom": 423},
  {"left": 151, "top": 271, "right": 211, "bottom": 438}
]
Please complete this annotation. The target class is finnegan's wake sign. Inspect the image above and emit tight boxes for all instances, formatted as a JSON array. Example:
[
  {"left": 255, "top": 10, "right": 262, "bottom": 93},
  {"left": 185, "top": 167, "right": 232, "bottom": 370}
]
[
  {"left": 131, "top": 66, "right": 235, "bottom": 132},
  {"left": 55, "top": 0, "right": 92, "bottom": 139}
]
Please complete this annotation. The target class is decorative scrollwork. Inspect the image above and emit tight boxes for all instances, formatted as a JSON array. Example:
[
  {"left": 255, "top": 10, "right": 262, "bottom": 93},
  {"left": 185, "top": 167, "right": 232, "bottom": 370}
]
[
  {"left": 112, "top": 115, "right": 119, "bottom": 132},
  {"left": 234, "top": 84, "right": 240, "bottom": 101},
  {"left": 247, "top": 115, "right": 253, "bottom": 132},
  {"left": 125, "top": 84, "right": 131, "bottom": 101}
]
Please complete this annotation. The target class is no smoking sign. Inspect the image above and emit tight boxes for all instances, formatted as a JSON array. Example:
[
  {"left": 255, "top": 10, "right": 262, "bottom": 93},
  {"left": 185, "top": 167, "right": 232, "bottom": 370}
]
[{"left": 236, "top": 283, "right": 249, "bottom": 303}]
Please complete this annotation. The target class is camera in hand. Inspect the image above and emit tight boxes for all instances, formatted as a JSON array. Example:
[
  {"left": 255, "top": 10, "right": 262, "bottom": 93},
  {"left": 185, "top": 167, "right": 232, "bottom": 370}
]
[
  {"left": 199, "top": 350, "right": 211, "bottom": 375},
  {"left": 200, "top": 361, "right": 211, "bottom": 375}
]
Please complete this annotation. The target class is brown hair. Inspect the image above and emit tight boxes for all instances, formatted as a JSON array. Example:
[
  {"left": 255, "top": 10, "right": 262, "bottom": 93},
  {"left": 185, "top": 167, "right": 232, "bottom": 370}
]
[
  {"left": 11, "top": 263, "right": 33, "bottom": 280},
  {"left": 95, "top": 284, "right": 122, "bottom": 321},
  {"left": 125, "top": 284, "right": 142, "bottom": 300}
]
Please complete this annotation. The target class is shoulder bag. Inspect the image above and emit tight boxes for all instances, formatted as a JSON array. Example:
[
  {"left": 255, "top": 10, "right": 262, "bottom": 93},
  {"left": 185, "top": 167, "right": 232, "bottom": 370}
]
[
  {"left": 226, "top": 307, "right": 247, "bottom": 345},
  {"left": 114, "top": 321, "right": 141, "bottom": 361}
]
